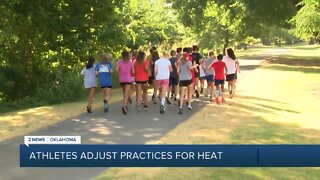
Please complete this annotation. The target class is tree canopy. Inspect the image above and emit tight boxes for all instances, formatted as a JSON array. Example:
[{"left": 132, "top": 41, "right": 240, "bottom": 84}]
[{"left": 0, "top": 0, "right": 318, "bottom": 107}]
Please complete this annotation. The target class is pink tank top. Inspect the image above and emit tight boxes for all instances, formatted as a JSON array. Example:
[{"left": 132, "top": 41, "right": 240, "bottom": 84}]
[{"left": 118, "top": 59, "right": 133, "bottom": 83}]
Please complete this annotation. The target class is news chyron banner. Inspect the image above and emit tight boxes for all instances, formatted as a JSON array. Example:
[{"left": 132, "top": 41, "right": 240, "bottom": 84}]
[{"left": 20, "top": 136, "right": 320, "bottom": 167}]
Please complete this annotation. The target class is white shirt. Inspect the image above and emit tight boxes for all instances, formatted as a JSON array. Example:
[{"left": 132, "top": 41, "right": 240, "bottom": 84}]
[
  {"left": 200, "top": 65, "right": 205, "bottom": 77},
  {"left": 155, "top": 58, "right": 171, "bottom": 80},
  {"left": 223, "top": 56, "right": 236, "bottom": 74}
]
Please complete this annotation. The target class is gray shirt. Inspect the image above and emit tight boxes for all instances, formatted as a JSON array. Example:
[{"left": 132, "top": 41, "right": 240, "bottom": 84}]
[
  {"left": 81, "top": 65, "right": 97, "bottom": 88},
  {"left": 204, "top": 57, "right": 214, "bottom": 76},
  {"left": 178, "top": 61, "right": 192, "bottom": 81}
]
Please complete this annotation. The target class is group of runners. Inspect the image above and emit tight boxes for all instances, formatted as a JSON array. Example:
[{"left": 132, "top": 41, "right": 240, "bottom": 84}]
[{"left": 81, "top": 45, "right": 240, "bottom": 115}]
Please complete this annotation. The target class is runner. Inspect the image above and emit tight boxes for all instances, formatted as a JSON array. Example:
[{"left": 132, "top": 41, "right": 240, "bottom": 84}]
[
  {"left": 154, "top": 51, "right": 172, "bottom": 114},
  {"left": 176, "top": 47, "right": 182, "bottom": 60},
  {"left": 95, "top": 53, "right": 113, "bottom": 112},
  {"left": 117, "top": 50, "right": 134, "bottom": 115},
  {"left": 168, "top": 50, "right": 178, "bottom": 103},
  {"left": 146, "top": 47, "right": 157, "bottom": 101},
  {"left": 81, "top": 56, "right": 97, "bottom": 113},
  {"left": 234, "top": 59, "right": 240, "bottom": 96},
  {"left": 204, "top": 50, "right": 215, "bottom": 101},
  {"left": 199, "top": 60, "right": 206, "bottom": 94},
  {"left": 223, "top": 48, "right": 237, "bottom": 98},
  {"left": 133, "top": 51, "right": 149, "bottom": 112},
  {"left": 191, "top": 45, "right": 203, "bottom": 98},
  {"left": 129, "top": 50, "right": 138, "bottom": 104},
  {"left": 182, "top": 47, "right": 194, "bottom": 103},
  {"left": 210, "top": 54, "right": 227, "bottom": 104},
  {"left": 177, "top": 53, "right": 198, "bottom": 114},
  {"left": 151, "top": 50, "right": 160, "bottom": 104}
]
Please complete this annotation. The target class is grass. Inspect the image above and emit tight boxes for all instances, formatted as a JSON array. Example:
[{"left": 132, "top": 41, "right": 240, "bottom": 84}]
[
  {"left": 0, "top": 89, "right": 122, "bottom": 143},
  {"left": 95, "top": 44, "right": 320, "bottom": 179}
]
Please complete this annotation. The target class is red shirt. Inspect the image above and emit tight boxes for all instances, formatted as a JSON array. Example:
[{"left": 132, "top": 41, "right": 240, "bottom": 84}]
[
  {"left": 211, "top": 61, "right": 226, "bottom": 80},
  {"left": 186, "top": 53, "right": 195, "bottom": 82},
  {"left": 134, "top": 60, "right": 149, "bottom": 82}
]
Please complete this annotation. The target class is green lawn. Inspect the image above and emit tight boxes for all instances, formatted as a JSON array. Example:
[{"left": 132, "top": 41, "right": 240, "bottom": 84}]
[{"left": 95, "top": 44, "right": 320, "bottom": 180}]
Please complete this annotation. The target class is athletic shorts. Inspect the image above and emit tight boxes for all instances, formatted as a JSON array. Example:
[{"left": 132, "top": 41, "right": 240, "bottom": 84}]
[
  {"left": 169, "top": 77, "right": 179, "bottom": 86},
  {"left": 226, "top": 74, "right": 236, "bottom": 81},
  {"left": 156, "top": 79, "right": 169, "bottom": 88},
  {"left": 135, "top": 81, "right": 148, "bottom": 85},
  {"left": 200, "top": 76, "right": 206, "bottom": 81},
  {"left": 101, "top": 86, "right": 112, "bottom": 89},
  {"left": 206, "top": 75, "right": 214, "bottom": 83},
  {"left": 195, "top": 72, "right": 200, "bottom": 78},
  {"left": 148, "top": 76, "right": 154, "bottom": 85},
  {"left": 120, "top": 82, "right": 132, "bottom": 86},
  {"left": 179, "top": 80, "right": 192, "bottom": 87},
  {"left": 214, "top": 80, "right": 225, "bottom": 85},
  {"left": 234, "top": 72, "right": 238, "bottom": 80}
]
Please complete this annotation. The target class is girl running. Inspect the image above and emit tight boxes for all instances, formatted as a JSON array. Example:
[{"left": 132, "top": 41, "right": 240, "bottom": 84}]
[
  {"left": 177, "top": 53, "right": 198, "bottom": 114},
  {"left": 151, "top": 50, "right": 161, "bottom": 104},
  {"left": 223, "top": 48, "right": 237, "bottom": 98},
  {"left": 191, "top": 45, "right": 203, "bottom": 98},
  {"left": 204, "top": 50, "right": 215, "bottom": 101},
  {"left": 154, "top": 51, "right": 172, "bottom": 114},
  {"left": 117, "top": 50, "right": 134, "bottom": 115},
  {"left": 95, "top": 53, "right": 113, "bottom": 112},
  {"left": 133, "top": 51, "right": 149, "bottom": 111},
  {"left": 81, "top": 56, "right": 97, "bottom": 113},
  {"left": 199, "top": 60, "right": 206, "bottom": 94},
  {"left": 169, "top": 50, "right": 178, "bottom": 102},
  {"left": 210, "top": 54, "right": 228, "bottom": 104}
]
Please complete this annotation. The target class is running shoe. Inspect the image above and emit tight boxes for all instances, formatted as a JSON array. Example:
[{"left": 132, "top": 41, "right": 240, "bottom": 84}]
[
  {"left": 144, "top": 105, "right": 148, "bottom": 111},
  {"left": 221, "top": 97, "right": 225, "bottom": 103},
  {"left": 87, "top": 106, "right": 92, "bottom": 113},
  {"left": 103, "top": 100, "right": 109, "bottom": 112},
  {"left": 187, "top": 105, "right": 193, "bottom": 110},
  {"left": 178, "top": 107, "right": 183, "bottom": 114},
  {"left": 122, "top": 106, "right": 127, "bottom": 115},
  {"left": 195, "top": 90, "right": 200, "bottom": 98},
  {"left": 209, "top": 97, "right": 213, "bottom": 102},
  {"left": 166, "top": 97, "right": 171, "bottom": 105},
  {"left": 215, "top": 97, "right": 220, "bottom": 104},
  {"left": 160, "top": 105, "right": 165, "bottom": 114},
  {"left": 136, "top": 104, "right": 141, "bottom": 112}
]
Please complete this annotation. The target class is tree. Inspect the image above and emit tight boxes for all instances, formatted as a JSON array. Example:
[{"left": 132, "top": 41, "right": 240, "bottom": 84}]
[
  {"left": 290, "top": 0, "right": 320, "bottom": 44},
  {"left": 0, "top": 0, "right": 126, "bottom": 101},
  {"left": 169, "top": 0, "right": 298, "bottom": 50}
]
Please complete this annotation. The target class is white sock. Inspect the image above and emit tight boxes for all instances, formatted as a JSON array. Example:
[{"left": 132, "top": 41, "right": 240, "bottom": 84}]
[
  {"left": 161, "top": 98, "right": 165, "bottom": 105},
  {"left": 215, "top": 90, "right": 220, "bottom": 97}
]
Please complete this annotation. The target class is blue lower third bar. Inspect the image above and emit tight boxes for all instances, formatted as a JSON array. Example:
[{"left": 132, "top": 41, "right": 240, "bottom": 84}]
[{"left": 20, "top": 145, "right": 320, "bottom": 167}]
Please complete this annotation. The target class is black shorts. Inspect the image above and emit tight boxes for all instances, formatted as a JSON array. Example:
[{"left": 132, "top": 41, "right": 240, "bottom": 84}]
[
  {"left": 226, "top": 74, "right": 236, "bottom": 81},
  {"left": 195, "top": 72, "right": 200, "bottom": 78},
  {"left": 120, "top": 82, "right": 132, "bottom": 86},
  {"left": 206, "top": 75, "right": 214, "bottom": 83},
  {"left": 179, "top": 80, "right": 192, "bottom": 87},
  {"left": 234, "top": 72, "right": 238, "bottom": 80},
  {"left": 148, "top": 76, "right": 154, "bottom": 85},
  {"left": 135, "top": 81, "right": 148, "bottom": 85},
  {"left": 215, "top": 80, "right": 225, "bottom": 86},
  {"left": 101, "top": 86, "right": 112, "bottom": 89},
  {"left": 200, "top": 76, "right": 206, "bottom": 81},
  {"left": 169, "top": 77, "right": 179, "bottom": 86}
]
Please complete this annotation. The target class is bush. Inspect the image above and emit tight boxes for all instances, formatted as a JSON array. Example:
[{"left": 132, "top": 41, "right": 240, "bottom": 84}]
[{"left": 34, "top": 67, "right": 85, "bottom": 105}]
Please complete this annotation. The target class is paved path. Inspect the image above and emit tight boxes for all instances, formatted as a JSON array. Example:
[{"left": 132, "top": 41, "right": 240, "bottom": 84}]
[
  {"left": 0, "top": 96, "right": 211, "bottom": 180},
  {"left": 0, "top": 54, "right": 266, "bottom": 180}
]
